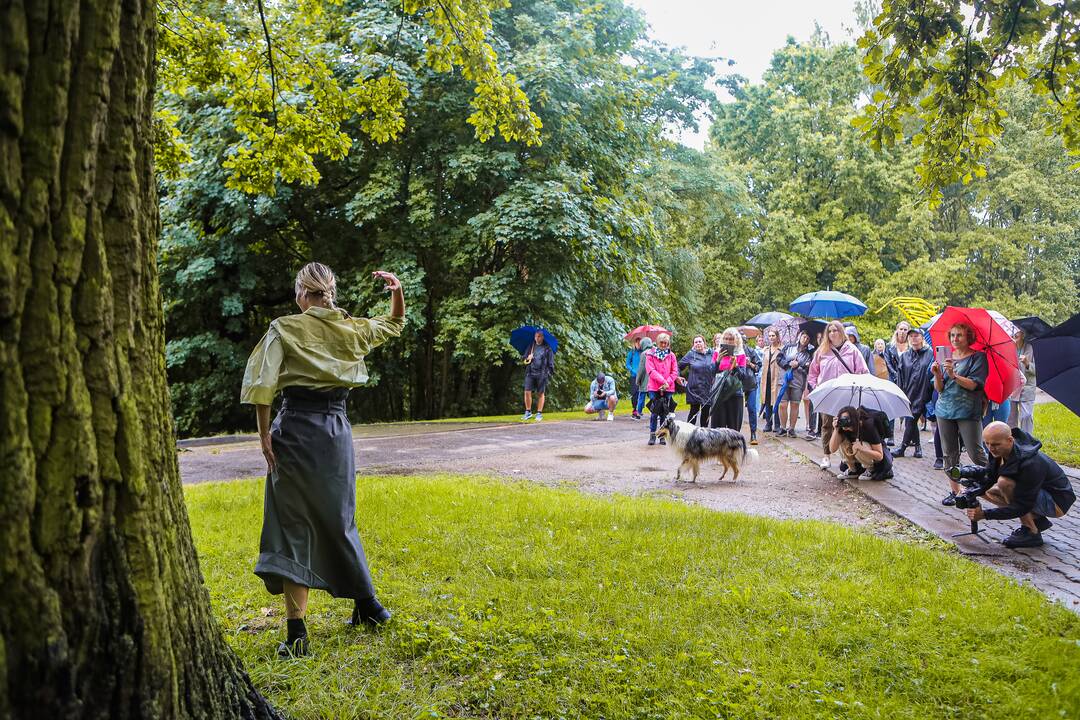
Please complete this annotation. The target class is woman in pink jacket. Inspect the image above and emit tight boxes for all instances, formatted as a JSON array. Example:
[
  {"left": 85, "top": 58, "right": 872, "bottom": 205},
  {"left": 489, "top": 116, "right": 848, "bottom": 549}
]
[
  {"left": 807, "top": 319, "right": 869, "bottom": 469},
  {"left": 645, "top": 332, "right": 680, "bottom": 445}
]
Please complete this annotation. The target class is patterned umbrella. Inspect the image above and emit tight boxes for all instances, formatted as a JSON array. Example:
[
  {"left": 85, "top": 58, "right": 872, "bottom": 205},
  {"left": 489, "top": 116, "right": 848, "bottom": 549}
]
[{"left": 745, "top": 311, "right": 794, "bottom": 329}]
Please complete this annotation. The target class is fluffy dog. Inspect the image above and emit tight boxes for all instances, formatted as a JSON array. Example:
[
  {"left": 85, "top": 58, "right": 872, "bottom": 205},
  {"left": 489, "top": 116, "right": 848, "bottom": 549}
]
[{"left": 655, "top": 415, "right": 758, "bottom": 483}]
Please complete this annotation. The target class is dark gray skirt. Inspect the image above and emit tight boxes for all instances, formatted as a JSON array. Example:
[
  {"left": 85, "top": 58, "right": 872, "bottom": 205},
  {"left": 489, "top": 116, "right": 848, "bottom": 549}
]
[{"left": 254, "top": 386, "right": 375, "bottom": 600}]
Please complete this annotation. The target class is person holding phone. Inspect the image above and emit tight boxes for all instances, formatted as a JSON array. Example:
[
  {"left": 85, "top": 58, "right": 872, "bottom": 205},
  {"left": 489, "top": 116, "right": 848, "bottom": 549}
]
[
  {"left": 709, "top": 328, "right": 751, "bottom": 431},
  {"left": 241, "top": 263, "right": 405, "bottom": 658},
  {"left": 933, "top": 322, "right": 989, "bottom": 506}
]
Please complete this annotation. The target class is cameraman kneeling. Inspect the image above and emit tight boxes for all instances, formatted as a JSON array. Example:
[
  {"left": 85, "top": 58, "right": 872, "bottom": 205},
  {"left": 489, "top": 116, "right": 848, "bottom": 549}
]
[
  {"left": 829, "top": 406, "right": 894, "bottom": 481},
  {"left": 963, "top": 421, "right": 1076, "bottom": 548}
]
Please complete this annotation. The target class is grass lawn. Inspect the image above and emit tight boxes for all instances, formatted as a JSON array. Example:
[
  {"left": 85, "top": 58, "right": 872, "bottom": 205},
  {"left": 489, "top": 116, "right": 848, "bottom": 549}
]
[
  {"left": 1035, "top": 402, "right": 1080, "bottom": 468},
  {"left": 188, "top": 475, "right": 1080, "bottom": 719}
]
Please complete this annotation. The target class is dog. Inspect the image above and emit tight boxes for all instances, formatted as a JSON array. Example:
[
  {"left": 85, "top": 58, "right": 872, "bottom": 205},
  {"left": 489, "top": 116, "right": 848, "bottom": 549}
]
[{"left": 655, "top": 414, "right": 758, "bottom": 483}]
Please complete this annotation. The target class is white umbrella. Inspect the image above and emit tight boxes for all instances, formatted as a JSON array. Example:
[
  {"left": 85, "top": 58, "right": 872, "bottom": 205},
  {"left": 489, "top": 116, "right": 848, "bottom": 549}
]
[{"left": 808, "top": 373, "right": 912, "bottom": 419}]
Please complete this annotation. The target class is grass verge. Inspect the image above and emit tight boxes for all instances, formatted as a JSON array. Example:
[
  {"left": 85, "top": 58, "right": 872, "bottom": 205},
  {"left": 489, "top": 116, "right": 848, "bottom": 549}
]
[
  {"left": 188, "top": 474, "right": 1080, "bottom": 719},
  {"left": 1035, "top": 402, "right": 1080, "bottom": 468}
]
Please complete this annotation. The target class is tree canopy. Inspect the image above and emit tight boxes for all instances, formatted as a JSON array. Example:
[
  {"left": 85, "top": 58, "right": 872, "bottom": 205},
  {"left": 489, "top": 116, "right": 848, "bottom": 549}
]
[{"left": 857, "top": 1, "right": 1080, "bottom": 202}]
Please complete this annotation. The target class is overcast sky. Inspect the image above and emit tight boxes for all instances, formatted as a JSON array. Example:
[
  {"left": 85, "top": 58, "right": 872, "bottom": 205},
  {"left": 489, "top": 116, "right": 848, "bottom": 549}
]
[{"left": 626, "top": 0, "right": 866, "bottom": 148}]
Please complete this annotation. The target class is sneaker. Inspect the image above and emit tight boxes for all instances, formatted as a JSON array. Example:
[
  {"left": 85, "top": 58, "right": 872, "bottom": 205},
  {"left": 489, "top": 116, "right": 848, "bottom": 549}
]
[
  {"left": 836, "top": 469, "right": 859, "bottom": 480},
  {"left": 1034, "top": 516, "right": 1053, "bottom": 532},
  {"left": 607, "top": 413, "right": 614, "bottom": 422},
  {"left": 648, "top": 433, "right": 656, "bottom": 446},
  {"left": 776, "top": 428, "right": 787, "bottom": 437},
  {"left": 1003, "top": 526, "right": 1044, "bottom": 549},
  {"left": 750, "top": 431, "right": 758, "bottom": 445},
  {"left": 885, "top": 438, "right": 895, "bottom": 447},
  {"left": 819, "top": 456, "right": 831, "bottom": 469},
  {"left": 892, "top": 444, "right": 907, "bottom": 458},
  {"left": 941, "top": 492, "right": 957, "bottom": 506},
  {"left": 933, "top": 458, "right": 944, "bottom": 470},
  {"left": 535, "top": 413, "right": 543, "bottom": 422},
  {"left": 522, "top": 411, "right": 533, "bottom": 421},
  {"left": 805, "top": 432, "right": 817, "bottom": 442},
  {"left": 913, "top": 446, "right": 924, "bottom": 459}
]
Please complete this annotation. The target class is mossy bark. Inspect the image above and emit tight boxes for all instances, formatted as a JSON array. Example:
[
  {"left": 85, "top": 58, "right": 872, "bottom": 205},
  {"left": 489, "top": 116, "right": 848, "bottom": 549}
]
[{"left": 0, "top": 1, "right": 279, "bottom": 717}]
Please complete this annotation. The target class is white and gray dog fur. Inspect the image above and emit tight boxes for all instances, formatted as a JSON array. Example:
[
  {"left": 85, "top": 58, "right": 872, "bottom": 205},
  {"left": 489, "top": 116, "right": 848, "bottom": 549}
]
[{"left": 656, "top": 414, "right": 758, "bottom": 483}]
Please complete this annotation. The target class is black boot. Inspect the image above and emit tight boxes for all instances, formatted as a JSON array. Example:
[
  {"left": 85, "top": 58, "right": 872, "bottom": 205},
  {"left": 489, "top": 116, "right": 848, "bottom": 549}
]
[
  {"left": 648, "top": 433, "right": 656, "bottom": 446},
  {"left": 658, "top": 434, "right": 666, "bottom": 445},
  {"left": 350, "top": 597, "right": 392, "bottom": 628},
  {"left": 277, "top": 618, "right": 309, "bottom": 658}
]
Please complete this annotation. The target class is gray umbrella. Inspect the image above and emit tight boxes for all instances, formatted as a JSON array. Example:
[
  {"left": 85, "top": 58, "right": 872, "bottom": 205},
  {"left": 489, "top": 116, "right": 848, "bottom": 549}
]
[{"left": 745, "top": 311, "right": 794, "bottom": 329}]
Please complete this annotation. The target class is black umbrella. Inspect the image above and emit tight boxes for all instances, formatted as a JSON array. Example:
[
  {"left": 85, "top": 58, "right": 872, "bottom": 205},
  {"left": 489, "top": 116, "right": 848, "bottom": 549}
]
[
  {"left": 745, "top": 311, "right": 793, "bottom": 329},
  {"left": 799, "top": 319, "right": 827, "bottom": 342},
  {"left": 1012, "top": 316, "right": 1054, "bottom": 340},
  {"left": 1031, "top": 312, "right": 1080, "bottom": 419}
]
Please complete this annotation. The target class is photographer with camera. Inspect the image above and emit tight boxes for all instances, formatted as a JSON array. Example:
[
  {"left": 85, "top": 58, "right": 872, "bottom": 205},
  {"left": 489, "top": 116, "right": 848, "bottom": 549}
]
[
  {"left": 828, "top": 405, "right": 894, "bottom": 481},
  {"left": 957, "top": 421, "right": 1075, "bottom": 548},
  {"left": 584, "top": 372, "right": 618, "bottom": 420}
]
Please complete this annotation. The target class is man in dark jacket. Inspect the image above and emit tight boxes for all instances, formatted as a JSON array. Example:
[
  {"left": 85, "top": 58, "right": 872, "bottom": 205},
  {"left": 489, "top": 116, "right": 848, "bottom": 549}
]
[
  {"left": 893, "top": 330, "right": 934, "bottom": 458},
  {"left": 965, "top": 422, "right": 1077, "bottom": 548}
]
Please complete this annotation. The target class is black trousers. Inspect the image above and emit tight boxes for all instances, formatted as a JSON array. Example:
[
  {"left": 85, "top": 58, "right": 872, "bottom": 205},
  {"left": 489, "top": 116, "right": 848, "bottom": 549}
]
[
  {"left": 902, "top": 415, "right": 923, "bottom": 448},
  {"left": 687, "top": 402, "right": 711, "bottom": 427}
]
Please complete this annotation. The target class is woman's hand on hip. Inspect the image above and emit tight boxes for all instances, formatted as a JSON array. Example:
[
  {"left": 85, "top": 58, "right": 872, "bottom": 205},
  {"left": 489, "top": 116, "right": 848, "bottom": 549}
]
[
  {"left": 260, "top": 433, "right": 276, "bottom": 473},
  {"left": 372, "top": 270, "right": 401, "bottom": 292}
]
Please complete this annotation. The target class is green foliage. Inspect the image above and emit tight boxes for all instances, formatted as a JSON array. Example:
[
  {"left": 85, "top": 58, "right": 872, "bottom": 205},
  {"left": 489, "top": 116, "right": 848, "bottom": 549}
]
[
  {"left": 704, "top": 37, "right": 1078, "bottom": 345},
  {"left": 857, "top": 0, "right": 1080, "bottom": 203},
  {"left": 159, "top": 0, "right": 716, "bottom": 435},
  {"left": 188, "top": 474, "right": 1080, "bottom": 719},
  {"left": 156, "top": 0, "right": 542, "bottom": 194},
  {"left": 1034, "top": 402, "right": 1080, "bottom": 468}
]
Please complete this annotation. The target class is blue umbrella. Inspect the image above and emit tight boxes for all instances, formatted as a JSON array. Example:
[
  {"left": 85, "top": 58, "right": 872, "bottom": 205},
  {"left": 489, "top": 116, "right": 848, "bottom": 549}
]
[
  {"left": 1031, "top": 312, "right": 1080, "bottom": 419},
  {"left": 789, "top": 291, "right": 867, "bottom": 319},
  {"left": 509, "top": 326, "right": 558, "bottom": 356}
]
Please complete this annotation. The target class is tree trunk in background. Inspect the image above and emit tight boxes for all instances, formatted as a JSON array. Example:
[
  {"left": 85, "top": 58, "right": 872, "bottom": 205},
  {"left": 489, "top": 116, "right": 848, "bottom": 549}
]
[{"left": 0, "top": 1, "right": 278, "bottom": 717}]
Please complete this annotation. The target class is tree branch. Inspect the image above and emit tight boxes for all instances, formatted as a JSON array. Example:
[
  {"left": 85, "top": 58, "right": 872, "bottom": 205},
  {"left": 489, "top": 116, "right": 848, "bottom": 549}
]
[{"left": 256, "top": 0, "right": 279, "bottom": 124}]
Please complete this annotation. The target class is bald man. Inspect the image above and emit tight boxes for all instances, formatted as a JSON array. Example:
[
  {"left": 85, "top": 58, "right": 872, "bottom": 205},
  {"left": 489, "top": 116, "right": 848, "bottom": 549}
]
[{"left": 965, "top": 421, "right": 1075, "bottom": 548}]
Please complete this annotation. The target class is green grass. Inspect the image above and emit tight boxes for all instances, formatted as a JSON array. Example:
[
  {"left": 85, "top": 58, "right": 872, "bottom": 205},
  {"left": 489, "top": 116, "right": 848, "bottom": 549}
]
[
  {"left": 1035, "top": 402, "right": 1080, "bottom": 468},
  {"left": 188, "top": 475, "right": 1080, "bottom": 720}
]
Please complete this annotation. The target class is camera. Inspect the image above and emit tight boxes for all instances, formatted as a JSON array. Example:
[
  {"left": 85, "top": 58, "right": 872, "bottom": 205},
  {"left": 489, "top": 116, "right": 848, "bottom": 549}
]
[
  {"left": 837, "top": 415, "right": 853, "bottom": 429},
  {"left": 947, "top": 465, "right": 991, "bottom": 509}
]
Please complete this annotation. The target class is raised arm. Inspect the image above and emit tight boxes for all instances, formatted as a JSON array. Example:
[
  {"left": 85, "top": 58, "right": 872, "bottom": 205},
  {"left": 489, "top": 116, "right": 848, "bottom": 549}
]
[{"left": 373, "top": 270, "right": 405, "bottom": 318}]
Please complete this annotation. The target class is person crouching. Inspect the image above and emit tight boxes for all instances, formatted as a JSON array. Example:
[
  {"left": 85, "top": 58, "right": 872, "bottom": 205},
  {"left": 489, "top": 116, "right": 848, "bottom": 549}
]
[
  {"left": 585, "top": 372, "right": 618, "bottom": 421},
  {"left": 828, "top": 405, "right": 894, "bottom": 481},
  {"left": 963, "top": 421, "right": 1076, "bottom": 548}
]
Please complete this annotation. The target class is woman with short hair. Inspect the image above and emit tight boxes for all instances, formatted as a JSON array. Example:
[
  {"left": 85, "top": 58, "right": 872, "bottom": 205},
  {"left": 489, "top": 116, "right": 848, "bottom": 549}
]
[
  {"left": 522, "top": 330, "right": 555, "bottom": 421},
  {"left": 645, "top": 333, "right": 679, "bottom": 445},
  {"left": 679, "top": 335, "right": 717, "bottom": 426},
  {"left": 242, "top": 262, "right": 404, "bottom": 657},
  {"left": 933, "top": 322, "right": 989, "bottom": 506}
]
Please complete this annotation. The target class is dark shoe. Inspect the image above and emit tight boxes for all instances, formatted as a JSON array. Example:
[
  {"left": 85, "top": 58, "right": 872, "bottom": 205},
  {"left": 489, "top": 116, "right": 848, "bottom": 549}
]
[
  {"left": 1034, "top": 516, "right": 1053, "bottom": 532},
  {"left": 892, "top": 444, "right": 907, "bottom": 458},
  {"left": 804, "top": 432, "right": 816, "bottom": 441},
  {"left": 277, "top": 635, "right": 309, "bottom": 658},
  {"left": 648, "top": 433, "right": 656, "bottom": 446},
  {"left": 659, "top": 436, "right": 666, "bottom": 445},
  {"left": 933, "top": 458, "right": 944, "bottom": 470},
  {"left": 839, "top": 461, "right": 848, "bottom": 473},
  {"left": 351, "top": 598, "right": 392, "bottom": 628},
  {"left": 942, "top": 492, "right": 957, "bottom": 506},
  {"left": 750, "top": 431, "right": 758, "bottom": 445},
  {"left": 1003, "top": 526, "right": 1044, "bottom": 549},
  {"left": 776, "top": 428, "right": 787, "bottom": 437},
  {"left": 869, "top": 471, "right": 893, "bottom": 481},
  {"left": 884, "top": 438, "right": 895, "bottom": 447},
  {"left": 913, "top": 446, "right": 924, "bottom": 459}
]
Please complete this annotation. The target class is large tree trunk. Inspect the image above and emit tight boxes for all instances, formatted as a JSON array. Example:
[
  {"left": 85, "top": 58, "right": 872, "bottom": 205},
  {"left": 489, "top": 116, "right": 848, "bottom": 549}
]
[{"left": 0, "top": 1, "right": 279, "bottom": 717}]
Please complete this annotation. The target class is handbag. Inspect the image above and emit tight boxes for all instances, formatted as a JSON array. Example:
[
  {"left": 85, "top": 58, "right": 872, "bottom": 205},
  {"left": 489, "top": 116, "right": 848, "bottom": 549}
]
[{"left": 707, "top": 369, "right": 741, "bottom": 406}]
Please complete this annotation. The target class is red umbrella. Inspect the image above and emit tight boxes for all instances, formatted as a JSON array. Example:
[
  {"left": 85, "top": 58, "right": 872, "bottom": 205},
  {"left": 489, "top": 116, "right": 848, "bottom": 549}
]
[
  {"left": 624, "top": 325, "right": 670, "bottom": 343},
  {"left": 928, "top": 306, "right": 1020, "bottom": 403}
]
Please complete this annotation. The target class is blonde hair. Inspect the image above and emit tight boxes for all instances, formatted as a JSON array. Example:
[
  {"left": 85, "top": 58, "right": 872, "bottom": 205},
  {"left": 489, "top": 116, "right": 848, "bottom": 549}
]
[
  {"left": 295, "top": 262, "right": 337, "bottom": 307},
  {"left": 816, "top": 320, "right": 848, "bottom": 357},
  {"left": 720, "top": 327, "right": 745, "bottom": 355}
]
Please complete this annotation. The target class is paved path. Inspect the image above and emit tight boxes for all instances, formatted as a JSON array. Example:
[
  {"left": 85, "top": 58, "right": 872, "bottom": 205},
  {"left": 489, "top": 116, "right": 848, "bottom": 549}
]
[{"left": 772, "top": 426, "right": 1080, "bottom": 610}]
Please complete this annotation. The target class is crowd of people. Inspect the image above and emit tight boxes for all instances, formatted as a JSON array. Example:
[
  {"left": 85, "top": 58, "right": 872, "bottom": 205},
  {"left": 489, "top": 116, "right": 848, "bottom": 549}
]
[{"left": 518, "top": 314, "right": 1075, "bottom": 551}]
